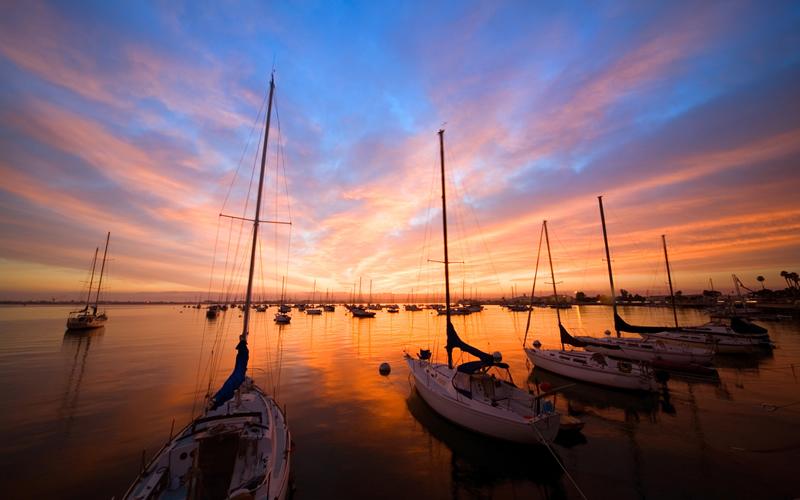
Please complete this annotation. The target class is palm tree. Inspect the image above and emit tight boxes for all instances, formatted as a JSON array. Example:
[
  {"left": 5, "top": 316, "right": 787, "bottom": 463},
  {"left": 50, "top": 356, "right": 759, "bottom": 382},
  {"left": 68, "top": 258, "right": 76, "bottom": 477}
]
[
  {"left": 790, "top": 272, "right": 800, "bottom": 291},
  {"left": 757, "top": 275, "right": 765, "bottom": 290},
  {"left": 780, "top": 270, "right": 790, "bottom": 289}
]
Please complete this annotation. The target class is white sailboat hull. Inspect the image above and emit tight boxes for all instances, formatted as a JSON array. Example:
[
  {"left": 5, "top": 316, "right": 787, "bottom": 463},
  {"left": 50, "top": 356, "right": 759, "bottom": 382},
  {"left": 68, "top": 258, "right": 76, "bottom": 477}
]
[
  {"left": 639, "top": 330, "right": 765, "bottom": 354},
  {"left": 525, "top": 347, "right": 658, "bottom": 392},
  {"left": 407, "top": 358, "right": 560, "bottom": 444},
  {"left": 578, "top": 336, "right": 714, "bottom": 365},
  {"left": 125, "top": 380, "right": 291, "bottom": 500},
  {"left": 66, "top": 314, "right": 107, "bottom": 330}
]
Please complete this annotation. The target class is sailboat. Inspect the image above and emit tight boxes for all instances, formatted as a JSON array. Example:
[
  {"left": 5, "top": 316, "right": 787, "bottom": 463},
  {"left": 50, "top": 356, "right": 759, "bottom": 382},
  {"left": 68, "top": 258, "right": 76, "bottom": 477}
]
[
  {"left": 349, "top": 277, "right": 376, "bottom": 318},
  {"left": 406, "top": 129, "right": 560, "bottom": 444},
  {"left": 66, "top": 232, "right": 110, "bottom": 330},
  {"left": 306, "top": 280, "right": 322, "bottom": 315},
  {"left": 404, "top": 289, "right": 422, "bottom": 312},
  {"left": 322, "top": 289, "right": 335, "bottom": 311},
  {"left": 125, "top": 74, "right": 291, "bottom": 500},
  {"left": 366, "top": 279, "right": 382, "bottom": 310},
  {"left": 524, "top": 220, "right": 659, "bottom": 392},
  {"left": 275, "top": 277, "right": 292, "bottom": 323},
  {"left": 570, "top": 197, "right": 714, "bottom": 369},
  {"left": 611, "top": 233, "right": 771, "bottom": 353}
]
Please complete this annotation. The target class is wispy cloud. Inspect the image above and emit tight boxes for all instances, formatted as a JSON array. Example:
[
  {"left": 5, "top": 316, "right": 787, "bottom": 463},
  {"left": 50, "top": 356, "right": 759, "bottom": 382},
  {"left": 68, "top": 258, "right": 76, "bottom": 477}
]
[{"left": 0, "top": 0, "right": 798, "bottom": 299}]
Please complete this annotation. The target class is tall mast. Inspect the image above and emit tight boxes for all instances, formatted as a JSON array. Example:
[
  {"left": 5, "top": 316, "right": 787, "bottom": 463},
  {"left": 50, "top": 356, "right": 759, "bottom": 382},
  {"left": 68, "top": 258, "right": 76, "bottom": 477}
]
[
  {"left": 241, "top": 74, "right": 275, "bottom": 338},
  {"left": 439, "top": 129, "right": 453, "bottom": 327},
  {"left": 93, "top": 232, "right": 110, "bottom": 311},
  {"left": 85, "top": 247, "right": 99, "bottom": 310},
  {"left": 598, "top": 196, "right": 619, "bottom": 336},
  {"left": 543, "top": 221, "right": 563, "bottom": 350},
  {"left": 662, "top": 234, "right": 679, "bottom": 328}
]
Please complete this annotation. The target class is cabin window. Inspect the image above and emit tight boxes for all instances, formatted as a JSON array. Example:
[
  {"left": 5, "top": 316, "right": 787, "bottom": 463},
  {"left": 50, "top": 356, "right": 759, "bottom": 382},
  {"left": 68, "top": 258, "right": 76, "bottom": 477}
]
[
  {"left": 590, "top": 353, "right": 607, "bottom": 366},
  {"left": 453, "top": 371, "right": 472, "bottom": 398},
  {"left": 473, "top": 374, "right": 496, "bottom": 400}
]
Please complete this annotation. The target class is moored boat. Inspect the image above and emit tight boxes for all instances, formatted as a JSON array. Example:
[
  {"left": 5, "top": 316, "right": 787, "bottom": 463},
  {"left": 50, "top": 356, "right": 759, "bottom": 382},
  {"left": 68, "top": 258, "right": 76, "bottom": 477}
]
[
  {"left": 407, "top": 129, "right": 560, "bottom": 444},
  {"left": 125, "top": 73, "right": 291, "bottom": 500},
  {"left": 524, "top": 220, "right": 659, "bottom": 392},
  {"left": 66, "top": 232, "right": 111, "bottom": 331}
]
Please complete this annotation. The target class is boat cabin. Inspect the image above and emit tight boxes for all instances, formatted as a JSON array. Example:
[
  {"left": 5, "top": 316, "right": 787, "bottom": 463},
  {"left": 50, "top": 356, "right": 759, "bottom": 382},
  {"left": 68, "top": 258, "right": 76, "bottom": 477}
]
[{"left": 452, "top": 361, "right": 516, "bottom": 404}]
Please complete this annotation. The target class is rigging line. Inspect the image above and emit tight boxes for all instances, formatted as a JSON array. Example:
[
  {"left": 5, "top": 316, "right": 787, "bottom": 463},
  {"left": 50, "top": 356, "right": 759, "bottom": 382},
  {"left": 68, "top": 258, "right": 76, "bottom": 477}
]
[
  {"left": 273, "top": 108, "right": 280, "bottom": 303},
  {"left": 273, "top": 92, "right": 294, "bottom": 301},
  {"left": 523, "top": 222, "right": 545, "bottom": 346},
  {"left": 191, "top": 314, "right": 213, "bottom": 418},
  {"left": 274, "top": 92, "right": 293, "bottom": 224},
  {"left": 219, "top": 217, "right": 235, "bottom": 301},
  {"left": 205, "top": 217, "right": 224, "bottom": 302},
  {"left": 273, "top": 326, "right": 285, "bottom": 399},
  {"left": 262, "top": 313, "right": 274, "bottom": 396},
  {"left": 220, "top": 88, "right": 269, "bottom": 213},
  {"left": 531, "top": 422, "right": 589, "bottom": 500},
  {"left": 222, "top": 120, "right": 263, "bottom": 299},
  {"left": 463, "top": 187, "right": 503, "bottom": 295}
]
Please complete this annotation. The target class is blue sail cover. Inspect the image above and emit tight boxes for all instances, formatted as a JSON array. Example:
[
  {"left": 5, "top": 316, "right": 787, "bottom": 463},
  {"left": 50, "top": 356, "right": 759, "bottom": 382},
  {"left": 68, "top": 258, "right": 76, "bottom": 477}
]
[
  {"left": 210, "top": 338, "right": 249, "bottom": 410},
  {"left": 445, "top": 321, "right": 494, "bottom": 368}
]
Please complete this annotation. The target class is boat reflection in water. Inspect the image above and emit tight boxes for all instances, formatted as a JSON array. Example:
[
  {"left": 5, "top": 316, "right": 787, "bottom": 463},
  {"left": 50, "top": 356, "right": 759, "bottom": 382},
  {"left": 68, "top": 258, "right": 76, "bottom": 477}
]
[
  {"left": 406, "top": 391, "right": 565, "bottom": 498},
  {"left": 60, "top": 328, "right": 104, "bottom": 434},
  {"left": 531, "top": 367, "right": 661, "bottom": 420}
]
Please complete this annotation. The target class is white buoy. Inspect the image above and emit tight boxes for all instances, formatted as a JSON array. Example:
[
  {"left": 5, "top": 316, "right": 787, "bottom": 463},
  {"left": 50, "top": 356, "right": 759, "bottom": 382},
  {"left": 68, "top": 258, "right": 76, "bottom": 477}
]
[
  {"left": 492, "top": 351, "right": 503, "bottom": 362},
  {"left": 379, "top": 362, "right": 391, "bottom": 376}
]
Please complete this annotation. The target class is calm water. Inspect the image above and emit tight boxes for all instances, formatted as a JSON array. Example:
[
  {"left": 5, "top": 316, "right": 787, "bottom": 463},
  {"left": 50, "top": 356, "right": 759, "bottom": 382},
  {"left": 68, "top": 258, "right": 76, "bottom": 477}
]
[{"left": 0, "top": 305, "right": 798, "bottom": 499}]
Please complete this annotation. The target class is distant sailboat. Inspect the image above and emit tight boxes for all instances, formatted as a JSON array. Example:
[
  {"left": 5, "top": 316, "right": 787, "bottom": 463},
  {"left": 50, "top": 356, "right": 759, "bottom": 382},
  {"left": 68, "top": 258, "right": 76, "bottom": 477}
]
[
  {"left": 406, "top": 129, "right": 560, "bottom": 444},
  {"left": 125, "top": 73, "right": 291, "bottom": 499},
  {"left": 275, "top": 276, "right": 292, "bottom": 323},
  {"left": 66, "top": 232, "right": 110, "bottom": 331},
  {"left": 525, "top": 221, "right": 658, "bottom": 392},
  {"left": 349, "top": 277, "right": 376, "bottom": 318},
  {"left": 570, "top": 197, "right": 715, "bottom": 369},
  {"left": 323, "top": 288, "right": 335, "bottom": 311},
  {"left": 306, "top": 280, "right": 322, "bottom": 315},
  {"left": 612, "top": 232, "right": 771, "bottom": 353}
]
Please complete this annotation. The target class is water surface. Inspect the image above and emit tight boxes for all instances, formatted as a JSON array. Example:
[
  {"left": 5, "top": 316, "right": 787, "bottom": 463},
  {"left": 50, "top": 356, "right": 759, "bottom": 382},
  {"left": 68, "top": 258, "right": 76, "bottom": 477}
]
[{"left": 0, "top": 305, "right": 797, "bottom": 498}]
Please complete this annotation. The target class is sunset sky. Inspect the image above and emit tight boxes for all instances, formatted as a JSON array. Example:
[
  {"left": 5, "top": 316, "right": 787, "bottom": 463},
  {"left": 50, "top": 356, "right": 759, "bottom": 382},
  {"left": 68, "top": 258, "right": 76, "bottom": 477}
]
[{"left": 1, "top": 1, "right": 798, "bottom": 301}]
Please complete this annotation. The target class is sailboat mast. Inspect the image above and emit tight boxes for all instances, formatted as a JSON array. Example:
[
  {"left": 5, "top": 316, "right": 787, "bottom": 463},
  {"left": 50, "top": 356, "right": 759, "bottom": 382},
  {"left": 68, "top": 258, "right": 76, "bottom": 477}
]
[
  {"left": 662, "top": 234, "right": 679, "bottom": 328},
  {"left": 93, "top": 232, "right": 110, "bottom": 311},
  {"left": 242, "top": 74, "right": 275, "bottom": 338},
  {"left": 543, "top": 221, "right": 563, "bottom": 349},
  {"left": 439, "top": 129, "right": 452, "bottom": 324},
  {"left": 598, "top": 196, "right": 619, "bottom": 336},
  {"left": 85, "top": 248, "right": 99, "bottom": 310}
]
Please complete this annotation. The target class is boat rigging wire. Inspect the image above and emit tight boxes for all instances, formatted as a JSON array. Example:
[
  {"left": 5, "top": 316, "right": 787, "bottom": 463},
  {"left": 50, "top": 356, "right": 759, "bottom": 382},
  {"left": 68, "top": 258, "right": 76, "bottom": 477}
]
[
  {"left": 523, "top": 222, "right": 545, "bottom": 346},
  {"left": 531, "top": 424, "right": 589, "bottom": 500}
]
